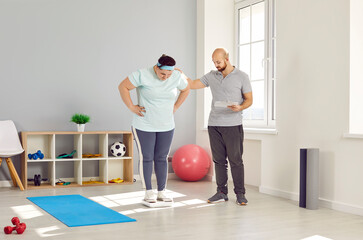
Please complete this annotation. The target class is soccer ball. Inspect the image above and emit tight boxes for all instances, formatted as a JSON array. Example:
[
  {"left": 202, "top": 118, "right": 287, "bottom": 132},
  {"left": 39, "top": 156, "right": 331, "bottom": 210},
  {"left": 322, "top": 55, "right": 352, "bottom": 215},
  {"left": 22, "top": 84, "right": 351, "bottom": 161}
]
[{"left": 110, "top": 142, "right": 126, "bottom": 157}]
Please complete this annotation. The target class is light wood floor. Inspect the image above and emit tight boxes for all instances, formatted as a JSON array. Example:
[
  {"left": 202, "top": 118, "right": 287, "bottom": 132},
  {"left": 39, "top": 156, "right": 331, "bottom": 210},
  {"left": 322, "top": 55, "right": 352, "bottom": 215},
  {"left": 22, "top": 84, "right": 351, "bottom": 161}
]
[{"left": 1, "top": 179, "right": 363, "bottom": 240}]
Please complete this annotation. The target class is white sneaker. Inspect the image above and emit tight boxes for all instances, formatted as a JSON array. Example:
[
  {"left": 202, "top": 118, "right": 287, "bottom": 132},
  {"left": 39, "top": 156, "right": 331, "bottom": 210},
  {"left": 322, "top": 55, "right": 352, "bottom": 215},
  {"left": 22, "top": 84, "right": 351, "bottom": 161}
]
[
  {"left": 144, "top": 190, "right": 157, "bottom": 203},
  {"left": 157, "top": 190, "right": 173, "bottom": 202}
]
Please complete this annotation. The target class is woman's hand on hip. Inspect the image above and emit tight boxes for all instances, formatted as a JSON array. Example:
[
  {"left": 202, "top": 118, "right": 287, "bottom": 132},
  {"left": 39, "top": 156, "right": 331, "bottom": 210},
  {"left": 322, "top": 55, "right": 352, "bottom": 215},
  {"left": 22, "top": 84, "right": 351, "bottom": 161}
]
[{"left": 130, "top": 105, "right": 146, "bottom": 117}]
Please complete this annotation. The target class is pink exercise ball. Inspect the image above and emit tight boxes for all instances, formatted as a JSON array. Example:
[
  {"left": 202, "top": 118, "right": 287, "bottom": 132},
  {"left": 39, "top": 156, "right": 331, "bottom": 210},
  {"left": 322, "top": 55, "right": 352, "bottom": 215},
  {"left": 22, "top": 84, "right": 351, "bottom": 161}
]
[{"left": 172, "top": 144, "right": 211, "bottom": 181}]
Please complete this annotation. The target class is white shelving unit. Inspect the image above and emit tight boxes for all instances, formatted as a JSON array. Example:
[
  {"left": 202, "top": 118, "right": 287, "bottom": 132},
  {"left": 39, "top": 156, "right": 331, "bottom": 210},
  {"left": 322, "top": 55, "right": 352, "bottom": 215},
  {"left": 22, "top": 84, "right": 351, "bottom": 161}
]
[{"left": 21, "top": 131, "right": 133, "bottom": 190}]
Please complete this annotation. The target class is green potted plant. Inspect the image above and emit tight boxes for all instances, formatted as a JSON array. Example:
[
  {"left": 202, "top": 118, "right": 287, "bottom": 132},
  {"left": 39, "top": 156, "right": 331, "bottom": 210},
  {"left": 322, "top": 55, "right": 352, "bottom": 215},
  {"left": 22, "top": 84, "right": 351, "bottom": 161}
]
[{"left": 70, "top": 113, "right": 90, "bottom": 132}]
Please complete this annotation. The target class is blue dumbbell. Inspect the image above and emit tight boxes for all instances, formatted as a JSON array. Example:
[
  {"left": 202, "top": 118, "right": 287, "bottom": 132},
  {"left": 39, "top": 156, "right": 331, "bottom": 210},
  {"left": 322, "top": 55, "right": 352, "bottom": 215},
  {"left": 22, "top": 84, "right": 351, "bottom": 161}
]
[
  {"left": 28, "top": 150, "right": 44, "bottom": 160},
  {"left": 36, "top": 150, "right": 44, "bottom": 159},
  {"left": 28, "top": 153, "right": 38, "bottom": 160}
]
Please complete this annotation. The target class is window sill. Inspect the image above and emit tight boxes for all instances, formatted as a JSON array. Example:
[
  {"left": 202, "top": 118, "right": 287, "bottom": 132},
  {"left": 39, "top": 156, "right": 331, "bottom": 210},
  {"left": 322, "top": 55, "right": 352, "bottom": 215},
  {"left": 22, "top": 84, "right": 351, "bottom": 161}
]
[
  {"left": 244, "top": 128, "right": 278, "bottom": 135},
  {"left": 343, "top": 133, "right": 363, "bottom": 139}
]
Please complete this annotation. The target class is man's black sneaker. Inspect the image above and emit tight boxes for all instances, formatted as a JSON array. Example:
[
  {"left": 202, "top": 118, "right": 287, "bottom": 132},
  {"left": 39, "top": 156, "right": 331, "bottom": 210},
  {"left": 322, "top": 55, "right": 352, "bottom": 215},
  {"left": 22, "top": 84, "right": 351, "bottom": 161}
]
[
  {"left": 236, "top": 193, "right": 248, "bottom": 205},
  {"left": 207, "top": 192, "right": 228, "bottom": 203}
]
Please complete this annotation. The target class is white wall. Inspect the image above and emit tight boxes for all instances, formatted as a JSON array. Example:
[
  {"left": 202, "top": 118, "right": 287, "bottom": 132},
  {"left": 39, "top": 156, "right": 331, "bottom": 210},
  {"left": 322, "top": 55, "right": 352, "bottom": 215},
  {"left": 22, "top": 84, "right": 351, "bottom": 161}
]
[
  {"left": 243, "top": 140, "right": 261, "bottom": 186},
  {"left": 197, "top": 0, "right": 363, "bottom": 216},
  {"left": 0, "top": 0, "right": 197, "bottom": 181},
  {"left": 349, "top": 0, "right": 363, "bottom": 134},
  {"left": 258, "top": 0, "right": 363, "bottom": 215}
]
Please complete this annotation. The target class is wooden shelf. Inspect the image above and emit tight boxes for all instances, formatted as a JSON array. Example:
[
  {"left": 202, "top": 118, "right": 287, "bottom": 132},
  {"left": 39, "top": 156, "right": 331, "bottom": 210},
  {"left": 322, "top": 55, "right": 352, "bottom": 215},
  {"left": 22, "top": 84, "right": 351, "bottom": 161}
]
[{"left": 21, "top": 131, "right": 134, "bottom": 190}]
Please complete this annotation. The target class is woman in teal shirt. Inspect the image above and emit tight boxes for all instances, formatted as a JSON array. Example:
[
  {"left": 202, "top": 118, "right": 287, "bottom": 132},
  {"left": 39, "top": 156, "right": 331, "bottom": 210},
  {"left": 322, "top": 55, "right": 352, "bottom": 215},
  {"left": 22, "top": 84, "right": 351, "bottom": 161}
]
[{"left": 118, "top": 54, "right": 190, "bottom": 203}]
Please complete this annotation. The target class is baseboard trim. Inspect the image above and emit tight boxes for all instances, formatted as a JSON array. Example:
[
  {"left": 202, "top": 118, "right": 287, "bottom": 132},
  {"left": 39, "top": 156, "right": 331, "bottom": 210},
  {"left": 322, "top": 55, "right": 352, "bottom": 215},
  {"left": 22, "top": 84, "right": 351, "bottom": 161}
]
[
  {"left": 319, "top": 198, "right": 363, "bottom": 216},
  {"left": 259, "top": 185, "right": 363, "bottom": 217},
  {"left": 259, "top": 185, "right": 299, "bottom": 201},
  {"left": 0, "top": 180, "right": 12, "bottom": 187}
]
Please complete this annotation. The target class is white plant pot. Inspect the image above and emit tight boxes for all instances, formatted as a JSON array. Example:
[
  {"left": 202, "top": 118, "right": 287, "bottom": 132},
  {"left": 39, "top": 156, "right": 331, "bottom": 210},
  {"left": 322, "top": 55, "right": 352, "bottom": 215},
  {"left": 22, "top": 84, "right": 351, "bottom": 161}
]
[{"left": 77, "top": 124, "right": 85, "bottom": 132}]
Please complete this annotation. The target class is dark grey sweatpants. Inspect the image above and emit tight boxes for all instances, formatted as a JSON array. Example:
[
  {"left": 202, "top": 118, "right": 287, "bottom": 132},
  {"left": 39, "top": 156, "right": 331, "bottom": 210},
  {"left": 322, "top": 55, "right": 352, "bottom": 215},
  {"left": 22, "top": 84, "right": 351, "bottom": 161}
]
[
  {"left": 208, "top": 125, "right": 245, "bottom": 195},
  {"left": 132, "top": 127, "right": 174, "bottom": 191}
]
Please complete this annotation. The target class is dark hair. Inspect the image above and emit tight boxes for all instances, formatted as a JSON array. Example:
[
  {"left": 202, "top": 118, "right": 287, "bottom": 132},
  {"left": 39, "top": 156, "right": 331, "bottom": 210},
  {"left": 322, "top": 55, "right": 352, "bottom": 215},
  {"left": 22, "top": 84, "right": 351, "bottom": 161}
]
[{"left": 157, "top": 54, "right": 176, "bottom": 68}]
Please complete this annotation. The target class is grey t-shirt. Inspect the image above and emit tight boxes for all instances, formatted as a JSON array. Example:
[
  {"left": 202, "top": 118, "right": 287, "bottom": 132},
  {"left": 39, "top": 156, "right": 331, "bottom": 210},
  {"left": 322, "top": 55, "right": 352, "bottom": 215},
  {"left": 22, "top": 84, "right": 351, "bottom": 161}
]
[{"left": 200, "top": 67, "right": 252, "bottom": 126}]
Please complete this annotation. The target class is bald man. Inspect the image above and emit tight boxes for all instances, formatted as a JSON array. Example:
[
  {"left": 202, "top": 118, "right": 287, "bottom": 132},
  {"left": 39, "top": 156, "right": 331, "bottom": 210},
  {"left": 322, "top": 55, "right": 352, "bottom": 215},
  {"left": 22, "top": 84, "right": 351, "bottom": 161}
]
[{"left": 181, "top": 48, "right": 252, "bottom": 205}]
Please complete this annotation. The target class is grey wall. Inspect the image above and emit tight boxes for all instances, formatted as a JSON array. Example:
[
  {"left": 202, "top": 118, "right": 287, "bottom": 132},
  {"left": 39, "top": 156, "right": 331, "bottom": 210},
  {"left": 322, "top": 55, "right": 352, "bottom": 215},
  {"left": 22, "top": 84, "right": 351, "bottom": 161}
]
[{"left": 0, "top": 0, "right": 196, "bottom": 181}]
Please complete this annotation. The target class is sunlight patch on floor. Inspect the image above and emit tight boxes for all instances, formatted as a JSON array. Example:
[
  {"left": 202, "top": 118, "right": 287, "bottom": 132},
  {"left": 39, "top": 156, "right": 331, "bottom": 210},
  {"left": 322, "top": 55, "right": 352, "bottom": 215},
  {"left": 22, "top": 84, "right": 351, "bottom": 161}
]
[
  {"left": 301, "top": 235, "right": 333, "bottom": 240},
  {"left": 11, "top": 205, "right": 43, "bottom": 219},
  {"left": 88, "top": 196, "right": 120, "bottom": 207},
  {"left": 89, "top": 190, "right": 214, "bottom": 215},
  {"left": 35, "top": 226, "right": 64, "bottom": 238},
  {"left": 119, "top": 198, "right": 211, "bottom": 215},
  {"left": 90, "top": 189, "right": 186, "bottom": 207}
]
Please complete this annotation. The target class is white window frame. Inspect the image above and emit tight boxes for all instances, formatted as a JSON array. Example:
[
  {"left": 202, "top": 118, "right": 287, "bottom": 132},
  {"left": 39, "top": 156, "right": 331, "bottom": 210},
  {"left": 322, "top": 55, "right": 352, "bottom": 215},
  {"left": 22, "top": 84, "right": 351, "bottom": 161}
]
[{"left": 235, "top": 0, "right": 276, "bottom": 129}]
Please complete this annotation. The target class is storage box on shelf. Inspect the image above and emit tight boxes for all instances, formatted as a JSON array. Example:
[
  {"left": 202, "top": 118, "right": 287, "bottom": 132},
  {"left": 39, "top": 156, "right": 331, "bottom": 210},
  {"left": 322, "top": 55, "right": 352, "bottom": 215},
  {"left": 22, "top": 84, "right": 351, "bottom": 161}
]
[{"left": 21, "top": 131, "right": 133, "bottom": 190}]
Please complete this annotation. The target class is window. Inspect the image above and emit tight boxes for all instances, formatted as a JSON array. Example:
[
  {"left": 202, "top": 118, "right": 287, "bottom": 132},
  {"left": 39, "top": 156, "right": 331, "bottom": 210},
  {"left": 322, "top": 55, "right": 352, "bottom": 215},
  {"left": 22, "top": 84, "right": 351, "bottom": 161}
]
[{"left": 235, "top": 0, "right": 276, "bottom": 128}]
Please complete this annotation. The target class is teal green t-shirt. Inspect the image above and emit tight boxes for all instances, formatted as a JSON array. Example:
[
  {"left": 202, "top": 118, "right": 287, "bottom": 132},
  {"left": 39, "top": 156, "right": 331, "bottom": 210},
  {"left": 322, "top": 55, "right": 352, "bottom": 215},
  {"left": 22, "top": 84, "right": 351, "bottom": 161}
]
[{"left": 128, "top": 67, "right": 188, "bottom": 132}]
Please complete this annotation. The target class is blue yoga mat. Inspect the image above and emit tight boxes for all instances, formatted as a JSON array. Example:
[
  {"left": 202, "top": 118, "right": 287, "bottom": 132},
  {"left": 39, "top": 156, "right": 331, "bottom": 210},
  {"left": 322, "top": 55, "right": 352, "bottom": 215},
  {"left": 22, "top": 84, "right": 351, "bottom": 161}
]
[{"left": 27, "top": 194, "right": 136, "bottom": 227}]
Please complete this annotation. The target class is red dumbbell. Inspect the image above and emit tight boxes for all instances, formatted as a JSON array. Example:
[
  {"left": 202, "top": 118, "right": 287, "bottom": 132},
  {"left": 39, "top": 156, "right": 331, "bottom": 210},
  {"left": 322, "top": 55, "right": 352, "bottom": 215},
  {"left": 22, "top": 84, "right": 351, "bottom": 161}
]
[
  {"left": 11, "top": 217, "right": 20, "bottom": 226},
  {"left": 4, "top": 226, "right": 14, "bottom": 234},
  {"left": 4, "top": 217, "right": 26, "bottom": 234},
  {"left": 4, "top": 223, "right": 26, "bottom": 234}
]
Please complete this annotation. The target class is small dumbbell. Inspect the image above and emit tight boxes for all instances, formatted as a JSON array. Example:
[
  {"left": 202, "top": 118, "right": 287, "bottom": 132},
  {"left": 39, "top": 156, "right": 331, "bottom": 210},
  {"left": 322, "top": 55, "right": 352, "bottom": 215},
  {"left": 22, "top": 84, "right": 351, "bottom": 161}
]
[
  {"left": 28, "top": 150, "right": 44, "bottom": 160},
  {"left": 36, "top": 150, "right": 44, "bottom": 159},
  {"left": 3, "top": 223, "right": 26, "bottom": 234},
  {"left": 4, "top": 217, "right": 26, "bottom": 234},
  {"left": 11, "top": 217, "right": 20, "bottom": 225},
  {"left": 13, "top": 217, "right": 26, "bottom": 234}
]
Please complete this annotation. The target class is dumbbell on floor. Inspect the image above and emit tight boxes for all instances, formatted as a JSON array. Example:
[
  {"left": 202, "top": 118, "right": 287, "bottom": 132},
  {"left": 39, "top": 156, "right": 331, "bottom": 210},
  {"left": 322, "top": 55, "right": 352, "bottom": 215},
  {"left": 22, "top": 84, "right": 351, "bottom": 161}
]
[
  {"left": 3, "top": 217, "right": 26, "bottom": 234},
  {"left": 12, "top": 217, "right": 20, "bottom": 226},
  {"left": 4, "top": 223, "right": 26, "bottom": 234}
]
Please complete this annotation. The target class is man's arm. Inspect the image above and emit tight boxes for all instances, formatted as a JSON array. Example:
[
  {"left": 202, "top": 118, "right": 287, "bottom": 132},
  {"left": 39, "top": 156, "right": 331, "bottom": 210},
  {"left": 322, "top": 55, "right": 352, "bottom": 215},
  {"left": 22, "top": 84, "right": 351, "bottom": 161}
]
[
  {"left": 228, "top": 92, "right": 253, "bottom": 112},
  {"left": 175, "top": 68, "right": 206, "bottom": 89},
  {"left": 187, "top": 78, "right": 206, "bottom": 89}
]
